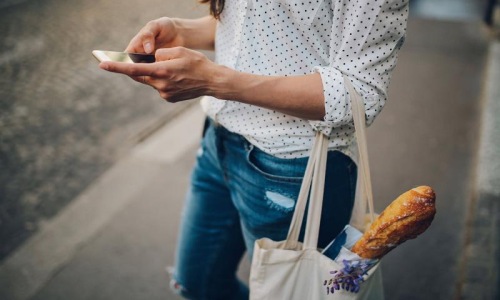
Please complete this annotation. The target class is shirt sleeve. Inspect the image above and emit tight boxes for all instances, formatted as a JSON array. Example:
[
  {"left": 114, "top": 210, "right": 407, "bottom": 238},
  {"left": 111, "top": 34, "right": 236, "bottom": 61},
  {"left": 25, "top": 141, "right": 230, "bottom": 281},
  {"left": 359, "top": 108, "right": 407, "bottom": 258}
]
[{"left": 309, "top": 0, "right": 409, "bottom": 135}]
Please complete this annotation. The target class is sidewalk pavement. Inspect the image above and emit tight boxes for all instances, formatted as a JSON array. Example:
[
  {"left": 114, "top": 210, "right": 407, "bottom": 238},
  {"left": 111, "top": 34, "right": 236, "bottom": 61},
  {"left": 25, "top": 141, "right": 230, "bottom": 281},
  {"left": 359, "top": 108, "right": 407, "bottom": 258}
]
[
  {"left": 0, "top": 104, "right": 218, "bottom": 300},
  {"left": 0, "top": 18, "right": 498, "bottom": 300},
  {"left": 459, "top": 40, "right": 500, "bottom": 300}
]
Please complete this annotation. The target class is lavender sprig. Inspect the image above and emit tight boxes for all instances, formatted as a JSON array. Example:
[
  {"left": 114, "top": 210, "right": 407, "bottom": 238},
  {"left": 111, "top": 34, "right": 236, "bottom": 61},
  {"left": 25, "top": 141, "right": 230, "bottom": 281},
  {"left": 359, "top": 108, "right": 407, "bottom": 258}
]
[{"left": 324, "top": 259, "right": 376, "bottom": 295}]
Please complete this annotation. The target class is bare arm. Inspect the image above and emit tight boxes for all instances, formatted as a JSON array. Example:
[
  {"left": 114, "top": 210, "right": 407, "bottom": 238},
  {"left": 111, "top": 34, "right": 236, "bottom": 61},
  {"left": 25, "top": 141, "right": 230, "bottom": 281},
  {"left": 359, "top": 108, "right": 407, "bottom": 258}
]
[
  {"left": 100, "top": 47, "right": 326, "bottom": 121},
  {"left": 213, "top": 69, "right": 326, "bottom": 120},
  {"left": 172, "top": 16, "right": 217, "bottom": 50}
]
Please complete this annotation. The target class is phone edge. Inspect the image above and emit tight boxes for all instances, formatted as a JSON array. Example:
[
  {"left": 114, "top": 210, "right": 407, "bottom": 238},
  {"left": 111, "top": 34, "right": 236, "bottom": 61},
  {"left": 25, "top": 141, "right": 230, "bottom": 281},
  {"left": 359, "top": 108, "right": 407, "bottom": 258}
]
[{"left": 92, "top": 50, "right": 111, "bottom": 63}]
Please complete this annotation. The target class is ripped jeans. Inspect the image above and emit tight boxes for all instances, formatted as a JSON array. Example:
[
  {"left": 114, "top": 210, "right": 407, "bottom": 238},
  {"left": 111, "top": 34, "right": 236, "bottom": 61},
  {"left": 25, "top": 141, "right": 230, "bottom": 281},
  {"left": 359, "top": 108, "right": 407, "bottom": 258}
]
[{"left": 170, "top": 119, "right": 357, "bottom": 299}]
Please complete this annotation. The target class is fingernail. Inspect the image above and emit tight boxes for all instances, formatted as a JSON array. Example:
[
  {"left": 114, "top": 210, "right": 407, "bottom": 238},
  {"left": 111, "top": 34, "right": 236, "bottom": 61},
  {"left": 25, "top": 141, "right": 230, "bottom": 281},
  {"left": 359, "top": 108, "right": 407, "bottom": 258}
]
[
  {"left": 144, "top": 43, "right": 152, "bottom": 53},
  {"left": 100, "top": 63, "right": 108, "bottom": 70}
]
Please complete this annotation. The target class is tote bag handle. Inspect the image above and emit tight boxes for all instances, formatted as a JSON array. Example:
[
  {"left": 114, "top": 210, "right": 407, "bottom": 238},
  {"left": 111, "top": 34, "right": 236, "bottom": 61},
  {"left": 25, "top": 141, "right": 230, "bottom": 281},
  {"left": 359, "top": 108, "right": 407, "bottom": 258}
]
[{"left": 285, "top": 76, "right": 375, "bottom": 250}]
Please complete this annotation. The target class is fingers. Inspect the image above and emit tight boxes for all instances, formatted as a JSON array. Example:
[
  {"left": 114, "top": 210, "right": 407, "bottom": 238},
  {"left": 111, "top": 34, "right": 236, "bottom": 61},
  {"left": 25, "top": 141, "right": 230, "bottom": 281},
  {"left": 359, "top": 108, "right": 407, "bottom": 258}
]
[
  {"left": 125, "top": 31, "right": 154, "bottom": 54},
  {"left": 155, "top": 47, "right": 191, "bottom": 61},
  {"left": 99, "top": 59, "right": 185, "bottom": 79},
  {"left": 141, "top": 30, "right": 155, "bottom": 54},
  {"left": 125, "top": 20, "right": 160, "bottom": 54},
  {"left": 99, "top": 61, "right": 157, "bottom": 77},
  {"left": 100, "top": 47, "right": 202, "bottom": 78},
  {"left": 129, "top": 75, "right": 149, "bottom": 84}
]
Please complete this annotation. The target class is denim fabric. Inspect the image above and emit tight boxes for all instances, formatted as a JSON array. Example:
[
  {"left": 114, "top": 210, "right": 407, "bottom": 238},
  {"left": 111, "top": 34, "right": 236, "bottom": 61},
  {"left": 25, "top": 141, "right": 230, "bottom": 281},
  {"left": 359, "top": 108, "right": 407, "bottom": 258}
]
[{"left": 171, "top": 119, "right": 357, "bottom": 300}]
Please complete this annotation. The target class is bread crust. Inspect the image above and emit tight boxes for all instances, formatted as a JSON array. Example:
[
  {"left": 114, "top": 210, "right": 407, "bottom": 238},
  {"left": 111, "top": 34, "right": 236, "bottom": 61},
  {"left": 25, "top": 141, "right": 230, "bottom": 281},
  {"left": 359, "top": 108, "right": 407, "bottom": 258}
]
[{"left": 351, "top": 186, "right": 436, "bottom": 259}]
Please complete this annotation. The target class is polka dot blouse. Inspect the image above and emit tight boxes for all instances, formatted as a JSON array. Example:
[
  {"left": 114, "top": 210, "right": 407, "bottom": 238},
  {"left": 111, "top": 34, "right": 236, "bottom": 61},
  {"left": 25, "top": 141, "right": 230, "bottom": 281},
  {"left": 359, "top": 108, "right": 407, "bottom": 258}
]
[{"left": 201, "top": 0, "right": 409, "bottom": 158}]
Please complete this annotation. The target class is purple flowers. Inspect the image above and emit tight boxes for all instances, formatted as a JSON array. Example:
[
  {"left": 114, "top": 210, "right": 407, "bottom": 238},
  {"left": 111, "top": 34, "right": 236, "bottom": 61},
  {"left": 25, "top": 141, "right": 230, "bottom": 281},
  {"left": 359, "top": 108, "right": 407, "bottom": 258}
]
[{"left": 324, "top": 259, "right": 377, "bottom": 295}]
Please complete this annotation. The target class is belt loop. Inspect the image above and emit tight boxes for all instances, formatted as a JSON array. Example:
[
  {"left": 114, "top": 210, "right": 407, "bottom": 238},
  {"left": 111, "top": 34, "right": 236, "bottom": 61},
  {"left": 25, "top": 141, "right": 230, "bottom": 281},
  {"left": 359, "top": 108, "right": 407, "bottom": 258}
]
[
  {"left": 202, "top": 117, "right": 210, "bottom": 138},
  {"left": 245, "top": 140, "right": 254, "bottom": 152},
  {"left": 212, "top": 117, "right": 220, "bottom": 128}
]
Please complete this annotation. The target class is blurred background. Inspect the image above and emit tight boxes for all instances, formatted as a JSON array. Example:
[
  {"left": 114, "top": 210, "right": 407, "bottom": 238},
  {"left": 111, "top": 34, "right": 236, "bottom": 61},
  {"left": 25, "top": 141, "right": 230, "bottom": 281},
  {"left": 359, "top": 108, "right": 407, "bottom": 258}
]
[{"left": 0, "top": 0, "right": 499, "bottom": 299}]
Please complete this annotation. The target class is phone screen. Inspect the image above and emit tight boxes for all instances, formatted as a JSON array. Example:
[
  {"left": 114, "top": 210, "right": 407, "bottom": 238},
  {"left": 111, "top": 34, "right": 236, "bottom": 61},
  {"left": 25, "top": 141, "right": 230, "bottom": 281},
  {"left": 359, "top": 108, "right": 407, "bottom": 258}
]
[{"left": 92, "top": 50, "right": 155, "bottom": 63}]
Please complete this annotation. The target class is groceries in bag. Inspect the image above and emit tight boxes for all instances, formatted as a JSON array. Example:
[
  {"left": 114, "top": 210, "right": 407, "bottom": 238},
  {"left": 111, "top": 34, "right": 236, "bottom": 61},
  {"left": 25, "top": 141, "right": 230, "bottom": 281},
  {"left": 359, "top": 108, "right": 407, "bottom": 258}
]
[
  {"left": 351, "top": 186, "right": 436, "bottom": 259},
  {"left": 321, "top": 186, "right": 436, "bottom": 294}
]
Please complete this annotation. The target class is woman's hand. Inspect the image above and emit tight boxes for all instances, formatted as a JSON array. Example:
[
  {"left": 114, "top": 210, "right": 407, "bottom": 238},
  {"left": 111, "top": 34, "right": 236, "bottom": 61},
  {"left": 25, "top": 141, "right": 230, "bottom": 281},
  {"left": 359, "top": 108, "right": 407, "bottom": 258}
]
[
  {"left": 126, "top": 16, "right": 216, "bottom": 54},
  {"left": 125, "top": 17, "right": 184, "bottom": 54},
  {"left": 99, "top": 47, "right": 230, "bottom": 103},
  {"left": 100, "top": 46, "right": 326, "bottom": 119}
]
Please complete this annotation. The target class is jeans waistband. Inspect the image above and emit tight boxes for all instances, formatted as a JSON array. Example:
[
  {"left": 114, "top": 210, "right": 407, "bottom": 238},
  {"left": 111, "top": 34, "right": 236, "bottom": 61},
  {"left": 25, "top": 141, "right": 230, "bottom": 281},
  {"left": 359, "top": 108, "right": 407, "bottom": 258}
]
[{"left": 205, "top": 117, "right": 248, "bottom": 146}]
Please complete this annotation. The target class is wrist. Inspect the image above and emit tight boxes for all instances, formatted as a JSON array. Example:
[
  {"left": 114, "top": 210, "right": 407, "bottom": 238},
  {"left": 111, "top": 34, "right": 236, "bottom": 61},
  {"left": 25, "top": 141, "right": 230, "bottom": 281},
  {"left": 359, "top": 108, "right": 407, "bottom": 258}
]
[
  {"left": 207, "top": 65, "right": 240, "bottom": 99},
  {"left": 170, "top": 18, "right": 187, "bottom": 47},
  {"left": 208, "top": 68, "right": 270, "bottom": 105},
  {"left": 171, "top": 16, "right": 216, "bottom": 50}
]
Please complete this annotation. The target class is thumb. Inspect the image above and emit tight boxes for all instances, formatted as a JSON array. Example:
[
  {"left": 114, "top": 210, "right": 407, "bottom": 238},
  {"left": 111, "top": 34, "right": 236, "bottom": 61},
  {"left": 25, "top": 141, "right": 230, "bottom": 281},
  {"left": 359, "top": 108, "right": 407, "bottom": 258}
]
[
  {"left": 142, "top": 31, "right": 155, "bottom": 54},
  {"left": 125, "top": 29, "right": 156, "bottom": 54}
]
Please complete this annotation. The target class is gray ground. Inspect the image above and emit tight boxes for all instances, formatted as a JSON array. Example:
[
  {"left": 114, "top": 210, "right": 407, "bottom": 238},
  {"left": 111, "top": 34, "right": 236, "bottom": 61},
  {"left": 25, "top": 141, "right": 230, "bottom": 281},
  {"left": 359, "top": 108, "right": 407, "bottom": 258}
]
[
  {"left": 0, "top": 0, "right": 208, "bottom": 259},
  {"left": 1, "top": 0, "right": 498, "bottom": 299}
]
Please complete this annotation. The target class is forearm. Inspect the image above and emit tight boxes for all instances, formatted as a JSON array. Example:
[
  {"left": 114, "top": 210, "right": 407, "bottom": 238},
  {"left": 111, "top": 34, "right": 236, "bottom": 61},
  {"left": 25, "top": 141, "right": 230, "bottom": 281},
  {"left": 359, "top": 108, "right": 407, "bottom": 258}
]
[
  {"left": 212, "top": 68, "right": 326, "bottom": 120},
  {"left": 172, "top": 16, "right": 217, "bottom": 50}
]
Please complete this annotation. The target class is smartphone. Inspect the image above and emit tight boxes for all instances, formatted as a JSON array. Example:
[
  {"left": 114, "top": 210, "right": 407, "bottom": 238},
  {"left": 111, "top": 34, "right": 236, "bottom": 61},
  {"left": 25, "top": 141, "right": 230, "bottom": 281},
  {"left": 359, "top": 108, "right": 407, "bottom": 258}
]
[{"left": 92, "top": 50, "right": 155, "bottom": 63}]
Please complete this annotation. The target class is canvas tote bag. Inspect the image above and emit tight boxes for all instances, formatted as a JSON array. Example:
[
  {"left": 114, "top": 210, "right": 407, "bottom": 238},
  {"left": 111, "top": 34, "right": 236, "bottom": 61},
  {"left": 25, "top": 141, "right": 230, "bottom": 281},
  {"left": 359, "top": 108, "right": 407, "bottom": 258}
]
[{"left": 249, "top": 76, "right": 384, "bottom": 300}]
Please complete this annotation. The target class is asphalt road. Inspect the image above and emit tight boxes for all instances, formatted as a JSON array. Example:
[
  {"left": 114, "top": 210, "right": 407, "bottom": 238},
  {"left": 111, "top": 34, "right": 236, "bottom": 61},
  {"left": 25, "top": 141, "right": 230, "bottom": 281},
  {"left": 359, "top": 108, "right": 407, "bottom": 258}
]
[{"left": 0, "top": 0, "right": 208, "bottom": 260}]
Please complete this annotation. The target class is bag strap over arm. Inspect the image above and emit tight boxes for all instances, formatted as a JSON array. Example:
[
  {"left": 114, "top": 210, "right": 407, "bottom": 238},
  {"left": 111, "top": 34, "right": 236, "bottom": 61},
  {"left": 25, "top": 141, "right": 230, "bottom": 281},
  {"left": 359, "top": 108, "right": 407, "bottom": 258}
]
[
  {"left": 285, "top": 75, "right": 375, "bottom": 250},
  {"left": 345, "top": 76, "right": 376, "bottom": 228}
]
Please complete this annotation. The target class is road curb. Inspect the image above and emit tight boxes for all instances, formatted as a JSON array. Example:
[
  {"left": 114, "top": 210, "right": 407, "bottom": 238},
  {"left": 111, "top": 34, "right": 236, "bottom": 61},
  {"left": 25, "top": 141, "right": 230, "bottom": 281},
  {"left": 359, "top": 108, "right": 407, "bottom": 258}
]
[
  {"left": 0, "top": 103, "right": 205, "bottom": 300},
  {"left": 460, "top": 41, "right": 500, "bottom": 300}
]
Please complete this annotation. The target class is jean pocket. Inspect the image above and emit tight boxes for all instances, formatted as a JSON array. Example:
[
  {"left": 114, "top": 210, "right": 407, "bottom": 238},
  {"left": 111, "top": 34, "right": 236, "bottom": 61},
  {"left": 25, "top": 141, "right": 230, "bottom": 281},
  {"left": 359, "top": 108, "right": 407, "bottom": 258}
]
[{"left": 245, "top": 144, "right": 307, "bottom": 183}]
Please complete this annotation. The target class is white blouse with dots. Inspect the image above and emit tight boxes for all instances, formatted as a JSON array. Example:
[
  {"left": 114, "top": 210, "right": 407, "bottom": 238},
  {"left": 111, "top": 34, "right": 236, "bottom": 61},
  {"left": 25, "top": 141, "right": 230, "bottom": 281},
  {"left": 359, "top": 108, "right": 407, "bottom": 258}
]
[{"left": 201, "top": 0, "right": 409, "bottom": 159}]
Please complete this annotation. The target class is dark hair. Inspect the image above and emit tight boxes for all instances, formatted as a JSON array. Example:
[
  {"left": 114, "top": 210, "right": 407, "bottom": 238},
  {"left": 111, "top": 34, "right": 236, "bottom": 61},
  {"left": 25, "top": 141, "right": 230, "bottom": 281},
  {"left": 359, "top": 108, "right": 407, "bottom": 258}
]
[{"left": 199, "top": 0, "right": 225, "bottom": 19}]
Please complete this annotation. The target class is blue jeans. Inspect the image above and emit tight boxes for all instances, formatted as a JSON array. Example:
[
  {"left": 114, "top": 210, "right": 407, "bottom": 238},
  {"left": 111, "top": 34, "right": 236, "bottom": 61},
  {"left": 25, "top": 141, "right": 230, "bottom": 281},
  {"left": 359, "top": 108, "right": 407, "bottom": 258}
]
[{"left": 171, "top": 119, "right": 357, "bottom": 299}]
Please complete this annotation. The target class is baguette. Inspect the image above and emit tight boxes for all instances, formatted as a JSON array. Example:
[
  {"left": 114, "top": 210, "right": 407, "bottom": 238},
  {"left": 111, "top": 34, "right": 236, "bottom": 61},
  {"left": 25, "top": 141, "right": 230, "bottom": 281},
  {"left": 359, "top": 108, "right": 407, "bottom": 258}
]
[{"left": 351, "top": 186, "right": 436, "bottom": 259}]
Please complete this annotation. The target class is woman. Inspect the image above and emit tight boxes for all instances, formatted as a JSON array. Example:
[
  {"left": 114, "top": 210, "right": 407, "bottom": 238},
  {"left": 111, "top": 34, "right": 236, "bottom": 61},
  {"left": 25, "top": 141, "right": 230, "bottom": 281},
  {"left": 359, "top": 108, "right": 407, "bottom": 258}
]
[{"left": 100, "top": 0, "right": 409, "bottom": 298}]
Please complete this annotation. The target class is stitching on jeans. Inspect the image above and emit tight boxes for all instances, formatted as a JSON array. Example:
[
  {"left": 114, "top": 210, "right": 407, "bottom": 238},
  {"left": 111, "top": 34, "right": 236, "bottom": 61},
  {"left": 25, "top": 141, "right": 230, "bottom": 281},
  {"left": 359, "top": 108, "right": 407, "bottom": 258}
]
[{"left": 245, "top": 145, "right": 304, "bottom": 183}]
